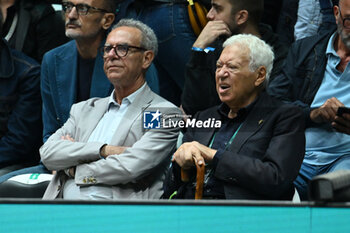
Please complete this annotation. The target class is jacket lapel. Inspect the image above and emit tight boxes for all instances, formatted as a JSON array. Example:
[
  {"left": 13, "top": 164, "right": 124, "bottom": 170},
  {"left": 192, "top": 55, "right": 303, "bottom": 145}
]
[
  {"left": 202, "top": 110, "right": 221, "bottom": 146},
  {"left": 55, "top": 41, "right": 78, "bottom": 123},
  {"left": 229, "top": 93, "right": 274, "bottom": 153},
  {"left": 79, "top": 97, "right": 110, "bottom": 142},
  {"left": 89, "top": 52, "right": 113, "bottom": 98}
]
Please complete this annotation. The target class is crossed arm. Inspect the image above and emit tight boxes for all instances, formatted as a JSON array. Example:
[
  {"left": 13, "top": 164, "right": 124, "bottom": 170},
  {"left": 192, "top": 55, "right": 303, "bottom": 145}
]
[
  {"left": 40, "top": 102, "right": 181, "bottom": 186},
  {"left": 60, "top": 134, "right": 128, "bottom": 177}
]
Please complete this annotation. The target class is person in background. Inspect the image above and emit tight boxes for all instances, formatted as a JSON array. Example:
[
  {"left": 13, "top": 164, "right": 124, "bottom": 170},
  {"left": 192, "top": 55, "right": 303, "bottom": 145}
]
[
  {"left": 274, "top": 0, "right": 298, "bottom": 46},
  {"left": 294, "top": 0, "right": 336, "bottom": 41},
  {"left": 0, "top": 11, "right": 42, "bottom": 176},
  {"left": 0, "top": 0, "right": 68, "bottom": 62},
  {"left": 115, "top": 0, "right": 197, "bottom": 106}
]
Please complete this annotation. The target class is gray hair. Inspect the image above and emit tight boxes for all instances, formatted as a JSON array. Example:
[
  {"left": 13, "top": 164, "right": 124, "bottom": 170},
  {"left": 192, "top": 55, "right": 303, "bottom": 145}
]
[
  {"left": 223, "top": 34, "right": 274, "bottom": 83},
  {"left": 113, "top": 19, "right": 158, "bottom": 56}
]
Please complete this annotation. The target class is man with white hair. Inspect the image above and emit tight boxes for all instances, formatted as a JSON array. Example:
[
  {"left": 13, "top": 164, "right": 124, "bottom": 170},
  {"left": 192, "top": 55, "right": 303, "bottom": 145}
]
[{"left": 164, "top": 34, "right": 305, "bottom": 200}]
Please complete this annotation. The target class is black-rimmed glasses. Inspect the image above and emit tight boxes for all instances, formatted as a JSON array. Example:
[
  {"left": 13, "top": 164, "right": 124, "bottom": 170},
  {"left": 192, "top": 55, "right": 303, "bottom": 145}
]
[
  {"left": 339, "top": 8, "right": 350, "bottom": 29},
  {"left": 101, "top": 44, "right": 147, "bottom": 58},
  {"left": 62, "top": 1, "right": 108, "bottom": 15}
]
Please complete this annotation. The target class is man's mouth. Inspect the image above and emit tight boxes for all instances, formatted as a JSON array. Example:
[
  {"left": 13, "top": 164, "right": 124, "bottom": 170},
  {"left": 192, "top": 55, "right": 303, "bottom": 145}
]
[
  {"left": 219, "top": 84, "right": 230, "bottom": 90},
  {"left": 66, "top": 24, "right": 79, "bottom": 28},
  {"left": 107, "top": 65, "right": 123, "bottom": 71}
]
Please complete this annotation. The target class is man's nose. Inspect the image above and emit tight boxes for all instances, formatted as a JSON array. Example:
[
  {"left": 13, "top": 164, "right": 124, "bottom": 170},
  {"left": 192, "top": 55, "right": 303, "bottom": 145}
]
[
  {"left": 67, "top": 6, "right": 79, "bottom": 19},
  {"left": 216, "top": 67, "right": 229, "bottom": 77},
  {"left": 104, "top": 48, "right": 120, "bottom": 60},
  {"left": 206, "top": 8, "right": 214, "bottom": 21}
]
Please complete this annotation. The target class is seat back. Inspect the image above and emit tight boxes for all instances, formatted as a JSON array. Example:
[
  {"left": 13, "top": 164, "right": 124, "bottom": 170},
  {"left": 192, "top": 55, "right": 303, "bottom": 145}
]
[{"left": 0, "top": 173, "right": 53, "bottom": 198}]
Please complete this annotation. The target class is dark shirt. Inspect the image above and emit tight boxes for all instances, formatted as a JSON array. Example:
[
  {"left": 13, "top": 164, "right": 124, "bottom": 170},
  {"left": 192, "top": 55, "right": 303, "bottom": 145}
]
[
  {"left": 186, "top": 98, "right": 257, "bottom": 199},
  {"left": 76, "top": 55, "right": 95, "bottom": 102}
]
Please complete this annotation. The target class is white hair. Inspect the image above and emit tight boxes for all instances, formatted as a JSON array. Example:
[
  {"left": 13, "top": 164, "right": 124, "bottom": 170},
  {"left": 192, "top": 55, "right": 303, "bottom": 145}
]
[{"left": 223, "top": 34, "right": 274, "bottom": 83}]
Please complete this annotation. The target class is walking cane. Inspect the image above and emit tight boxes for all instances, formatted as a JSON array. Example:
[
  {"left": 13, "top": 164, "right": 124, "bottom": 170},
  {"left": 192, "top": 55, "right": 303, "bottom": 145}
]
[{"left": 181, "top": 159, "right": 205, "bottom": 199}]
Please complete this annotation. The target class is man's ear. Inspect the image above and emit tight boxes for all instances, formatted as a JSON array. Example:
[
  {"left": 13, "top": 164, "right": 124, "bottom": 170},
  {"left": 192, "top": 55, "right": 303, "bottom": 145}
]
[
  {"left": 102, "top": 13, "right": 115, "bottom": 30},
  {"left": 255, "top": 66, "right": 266, "bottom": 87},
  {"left": 142, "top": 51, "right": 155, "bottom": 70},
  {"left": 334, "top": 5, "right": 340, "bottom": 23},
  {"left": 235, "top": 10, "right": 249, "bottom": 26}
]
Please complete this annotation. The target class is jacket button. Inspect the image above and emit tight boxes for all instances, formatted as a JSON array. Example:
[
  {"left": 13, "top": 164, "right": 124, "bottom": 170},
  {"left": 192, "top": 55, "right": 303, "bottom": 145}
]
[
  {"left": 56, "top": 117, "right": 60, "bottom": 121},
  {"left": 88, "top": 177, "right": 97, "bottom": 184}
]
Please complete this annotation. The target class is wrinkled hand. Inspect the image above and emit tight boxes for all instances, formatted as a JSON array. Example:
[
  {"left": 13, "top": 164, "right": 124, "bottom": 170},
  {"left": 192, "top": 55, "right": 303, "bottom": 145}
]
[
  {"left": 61, "top": 134, "right": 75, "bottom": 142},
  {"left": 332, "top": 113, "right": 350, "bottom": 135},
  {"left": 172, "top": 141, "right": 217, "bottom": 169},
  {"left": 310, "top": 97, "right": 344, "bottom": 123},
  {"left": 193, "top": 20, "right": 231, "bottom": 49}
]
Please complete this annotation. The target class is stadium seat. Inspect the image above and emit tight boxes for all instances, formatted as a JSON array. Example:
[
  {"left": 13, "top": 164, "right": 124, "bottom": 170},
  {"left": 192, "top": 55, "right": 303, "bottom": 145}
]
[{"left": 0, "top": 173, "right": 53, "bottom": 198}]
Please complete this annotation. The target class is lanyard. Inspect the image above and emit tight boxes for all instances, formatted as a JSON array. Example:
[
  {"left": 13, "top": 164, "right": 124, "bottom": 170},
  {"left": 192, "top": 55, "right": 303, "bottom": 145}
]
[{"left": 209, "top": 123, "right": 243, "bottom": 149}]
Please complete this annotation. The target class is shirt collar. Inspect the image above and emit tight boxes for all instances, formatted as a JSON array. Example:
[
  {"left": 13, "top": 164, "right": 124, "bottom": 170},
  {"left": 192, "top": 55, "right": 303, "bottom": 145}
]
[
  {"left": 217, "top": 94, "right": 259, "bottom": 120},
  {"left": 326, "top": 32, "right": 339, "bottom": 57},
  {"left": 108, "top": 82, "right": 147, "bottom": 108}
]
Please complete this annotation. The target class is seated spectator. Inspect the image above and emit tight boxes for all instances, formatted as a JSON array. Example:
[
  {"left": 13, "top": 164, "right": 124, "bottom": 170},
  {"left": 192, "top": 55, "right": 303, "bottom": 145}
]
[
  {"left": 163, "top": 34, "right": 305, "bottom": 200},
  {"left": 0, "top": 12, "right": 42, "bottom": 176},
  {"left": 0, "top": 0, "right": 68, "bottom": 62},
  {"left": 40, "top": 19, "right": 181, "bottom": 200},
  {"left": 181, "top": 0, "right": 288, "bottom": 117},
  {"left": 0, "top": 0, "right": 159, "bottom": 184},
  {"left": 268, "top": 0, "right": 350, "bottom": 200}
]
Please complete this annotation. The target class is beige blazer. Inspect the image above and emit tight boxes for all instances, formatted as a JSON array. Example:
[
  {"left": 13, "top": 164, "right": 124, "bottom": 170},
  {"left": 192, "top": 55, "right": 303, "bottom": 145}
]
[{"left": 40, "top": 85, "right": 181, "bottom": 199}]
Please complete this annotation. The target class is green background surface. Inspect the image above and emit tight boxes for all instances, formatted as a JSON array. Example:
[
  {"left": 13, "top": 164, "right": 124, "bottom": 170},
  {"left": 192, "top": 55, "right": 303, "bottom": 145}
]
[{"left": 0, "top": 201, "right": 349, "bottom": 233}]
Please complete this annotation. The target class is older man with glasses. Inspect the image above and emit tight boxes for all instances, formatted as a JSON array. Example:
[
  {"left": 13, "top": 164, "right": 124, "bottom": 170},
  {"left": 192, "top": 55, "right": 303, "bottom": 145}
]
[
  {"left": 269, "top": 0, "right": 350, "bottom": 200},
  {"left": 40, "top": 19, "right": 181, "bottom": 200},
  {"left": 0, "top": 0, "right": 160, "bottom": 186}
]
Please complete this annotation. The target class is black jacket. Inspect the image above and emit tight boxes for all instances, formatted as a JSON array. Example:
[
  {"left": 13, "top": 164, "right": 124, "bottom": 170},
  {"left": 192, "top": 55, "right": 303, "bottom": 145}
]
[
  {"left": 2, "top": 0, "right": 68, "bottom": 62},
  {"left": 164, "top": 92, "right": 305, "bottom": 200},
  {"left": 268, "top": 31, "right": 334, "bottom": 128},
  {"left": 0, "top": 39, "right": 42, "bottom": 168},
  {"left": 181, "top": 24, "right": 288, "bottom": 116}
]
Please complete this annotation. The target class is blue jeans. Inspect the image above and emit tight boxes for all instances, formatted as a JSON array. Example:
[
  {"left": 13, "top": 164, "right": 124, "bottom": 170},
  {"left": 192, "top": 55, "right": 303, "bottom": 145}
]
[
  {"left": 127, "top": 2, "right": 196, "bottom": 106},
  {"left": 294, "top": 154, "right": 350, "bottom": 200}
]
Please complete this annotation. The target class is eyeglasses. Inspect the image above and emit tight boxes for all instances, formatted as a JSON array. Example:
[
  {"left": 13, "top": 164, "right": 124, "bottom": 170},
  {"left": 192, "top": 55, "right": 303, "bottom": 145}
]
[
  {"left": 62, "top": 1, "right": 108, "bottom": 16},
  {"left": 339, "top": 8, "right": 350, "bottom": 29},
  {"left": 101, "top": 44, "right": 147, "bottom": 58}
]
